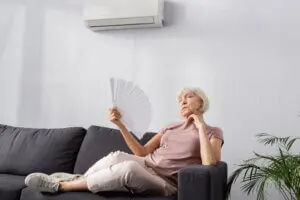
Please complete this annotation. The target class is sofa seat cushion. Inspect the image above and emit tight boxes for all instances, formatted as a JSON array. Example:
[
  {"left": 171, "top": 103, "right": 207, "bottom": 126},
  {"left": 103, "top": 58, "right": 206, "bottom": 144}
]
[
  {"left": 20, "top": 187, "right": 132, "bottom": 200},
  {"left": 0, "top": 174, "right": 26, "bottom": 200},
  {"left": 0, "top": 124, "right": 86, "bottom": 175},
  {"left": 132, "top": 194, "right": 176, "bottom": 200}
]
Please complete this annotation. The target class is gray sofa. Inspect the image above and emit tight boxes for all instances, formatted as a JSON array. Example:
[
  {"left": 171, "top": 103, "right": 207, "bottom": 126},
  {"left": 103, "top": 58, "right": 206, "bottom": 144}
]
[{"left": 0, "top": 124, "right": 227, "bottom": 200}]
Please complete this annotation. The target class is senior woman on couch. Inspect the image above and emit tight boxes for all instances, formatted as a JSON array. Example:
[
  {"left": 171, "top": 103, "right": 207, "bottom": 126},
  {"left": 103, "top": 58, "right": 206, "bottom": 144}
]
[{"left": 25, "top": 87, "right": 224, "bottom": 196}]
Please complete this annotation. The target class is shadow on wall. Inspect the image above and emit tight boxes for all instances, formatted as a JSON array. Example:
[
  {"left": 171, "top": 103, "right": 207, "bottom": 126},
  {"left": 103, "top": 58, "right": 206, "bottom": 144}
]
[
  {"left": 8, "top": 0, "right": 84, "bottom": 126},
  {"left": 164, "top": 1, "right": 186, "bottom": 28},
  {"left": 0, "top": 9, "right": 14, "bottom": 61},
  {"left": 17, "top": 2, "right": 44, "bottom": 126},
  {"left": 0, "top": 0, "right": 87, "bottom": 127}
]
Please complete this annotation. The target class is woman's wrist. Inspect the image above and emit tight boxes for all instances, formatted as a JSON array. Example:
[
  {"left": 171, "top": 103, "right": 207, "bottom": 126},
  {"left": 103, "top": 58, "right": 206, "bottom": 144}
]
[
  {"left": 117, "top": 123, "right": 126, "bottom": 131},
  {"left": 196, "top": 122, "right": 205, "bottom": 130}
]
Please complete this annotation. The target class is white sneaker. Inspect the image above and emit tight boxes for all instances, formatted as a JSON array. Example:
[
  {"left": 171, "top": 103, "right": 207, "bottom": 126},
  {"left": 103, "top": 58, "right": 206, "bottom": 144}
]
[{"left": 25, "top": 173, "right": 59, "bottom": 193}]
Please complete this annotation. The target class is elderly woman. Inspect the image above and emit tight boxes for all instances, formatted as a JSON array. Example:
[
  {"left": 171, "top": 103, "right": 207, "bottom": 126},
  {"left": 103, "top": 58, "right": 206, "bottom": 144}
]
[{"left": 25, "top": 87, "right": 224, "bottom": 196}]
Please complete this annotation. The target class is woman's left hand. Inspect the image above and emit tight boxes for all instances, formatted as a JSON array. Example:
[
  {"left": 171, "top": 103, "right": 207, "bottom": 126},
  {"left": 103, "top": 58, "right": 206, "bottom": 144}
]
[{"left": 188, "top": 114, "right": 206, "bottom": 129}]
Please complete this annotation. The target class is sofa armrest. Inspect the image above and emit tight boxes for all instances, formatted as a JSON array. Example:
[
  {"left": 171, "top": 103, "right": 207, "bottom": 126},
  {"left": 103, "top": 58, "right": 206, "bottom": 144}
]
[{"left": 178, "top": 161, "right": 227, "bottom": 200}]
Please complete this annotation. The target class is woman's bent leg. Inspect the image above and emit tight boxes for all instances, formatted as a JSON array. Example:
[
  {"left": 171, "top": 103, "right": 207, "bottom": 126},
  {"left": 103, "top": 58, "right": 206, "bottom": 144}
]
[
  {"left": 25, "top": 161, "right": 176, "bottom": 195},
  {"left": 56, "top": 151, "right": 147, "bottom": 192},
  {"left": 86, "top": 160, "right": 176, "bottom": 196},
  {"left": 25, "top": 151, "right": 158, "bottom": 194},
  {"left": 84, "top": 151, "right": 144, "bottom": 176}
]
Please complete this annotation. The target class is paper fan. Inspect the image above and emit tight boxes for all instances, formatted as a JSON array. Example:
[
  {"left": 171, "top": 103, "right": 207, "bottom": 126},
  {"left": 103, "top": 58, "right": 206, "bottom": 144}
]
[{"left": 110, "top": 77, "right": 152, "bottom": 138}]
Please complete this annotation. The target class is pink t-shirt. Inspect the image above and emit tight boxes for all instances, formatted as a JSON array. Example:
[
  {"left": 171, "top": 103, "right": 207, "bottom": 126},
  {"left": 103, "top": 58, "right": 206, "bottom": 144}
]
[{"left": 145, "top": 120, "right": 224, "bottom": 183}]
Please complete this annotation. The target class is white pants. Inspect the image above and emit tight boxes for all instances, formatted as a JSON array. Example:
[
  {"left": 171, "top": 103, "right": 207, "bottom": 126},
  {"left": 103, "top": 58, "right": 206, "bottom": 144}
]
[{"left": 83, "top": 151, "right": 177, "bottom": 196}]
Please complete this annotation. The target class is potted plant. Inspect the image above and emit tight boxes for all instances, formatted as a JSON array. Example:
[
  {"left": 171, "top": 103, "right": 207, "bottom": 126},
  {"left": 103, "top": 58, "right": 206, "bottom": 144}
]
[{"left": 226, "top": 133, "right": 300, "bottom": 200}]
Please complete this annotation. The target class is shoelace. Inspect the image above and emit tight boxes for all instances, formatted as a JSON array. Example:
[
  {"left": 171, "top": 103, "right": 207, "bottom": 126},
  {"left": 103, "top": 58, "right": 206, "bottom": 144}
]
[{"left": 37, "top": 176, "right": 59, "bottom": 192}]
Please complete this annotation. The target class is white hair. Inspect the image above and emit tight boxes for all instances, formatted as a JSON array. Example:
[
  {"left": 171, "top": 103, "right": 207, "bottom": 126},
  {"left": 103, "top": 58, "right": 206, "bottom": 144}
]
[{"left": 178, "top": 87, "right": 210, "bottom": 113}]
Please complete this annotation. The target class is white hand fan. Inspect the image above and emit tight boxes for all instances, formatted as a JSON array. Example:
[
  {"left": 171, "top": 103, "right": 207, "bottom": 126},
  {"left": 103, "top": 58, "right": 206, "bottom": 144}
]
[{"left": 110, "top": 78, "right": 152, "bottom": 139}]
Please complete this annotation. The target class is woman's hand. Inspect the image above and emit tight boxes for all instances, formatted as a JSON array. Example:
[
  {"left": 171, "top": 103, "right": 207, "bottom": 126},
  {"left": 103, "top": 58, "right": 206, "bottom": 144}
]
[
  {"left": 188, "top": 114, "right": 206, "bottom": 129},
  {"left": 109, "top": 107, "right": 147, "bottom": 157},
  {"left": 189, "top": 114, "right": 222, "bottom": 165},
  {"left": 109, "top": 107, "right": 124, "bottom": 128}
]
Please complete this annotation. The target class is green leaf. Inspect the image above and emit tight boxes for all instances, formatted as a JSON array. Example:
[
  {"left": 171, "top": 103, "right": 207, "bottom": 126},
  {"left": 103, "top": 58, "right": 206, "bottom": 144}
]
[
  {"left": 227, "top": 134, "right": 300, "bottom": 200},
  {"left": 287, "top": 137, "right": 300, "bottom": 151}
]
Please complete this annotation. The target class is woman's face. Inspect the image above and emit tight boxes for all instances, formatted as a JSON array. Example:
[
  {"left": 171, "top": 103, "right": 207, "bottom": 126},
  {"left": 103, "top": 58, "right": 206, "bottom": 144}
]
[{"left": 178, "top": 91, "right": 203, "bottom": 118}]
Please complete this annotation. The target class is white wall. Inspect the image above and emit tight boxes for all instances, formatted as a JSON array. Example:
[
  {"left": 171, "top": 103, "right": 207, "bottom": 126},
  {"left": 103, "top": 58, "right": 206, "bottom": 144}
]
[{"left": 1, "top": 0, "right": 300, "bottom": 199}]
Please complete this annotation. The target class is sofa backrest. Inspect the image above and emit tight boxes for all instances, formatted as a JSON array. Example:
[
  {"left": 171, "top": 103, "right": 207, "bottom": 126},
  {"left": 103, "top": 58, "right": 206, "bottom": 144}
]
[
  {"left": 74, "top": 126, "right": 156, "bottom": 174},
  {"left": 140, "top": 132, "right": 156, "bottom": 145},
  {"left": 0, "top": 124, "right": 86, "bottom": 176}
]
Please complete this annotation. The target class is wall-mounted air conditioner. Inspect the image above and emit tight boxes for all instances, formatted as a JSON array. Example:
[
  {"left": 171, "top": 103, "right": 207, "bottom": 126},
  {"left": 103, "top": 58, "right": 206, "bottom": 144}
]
[{"left": 83, "top": 0, "right": 164, "bottom": 31}]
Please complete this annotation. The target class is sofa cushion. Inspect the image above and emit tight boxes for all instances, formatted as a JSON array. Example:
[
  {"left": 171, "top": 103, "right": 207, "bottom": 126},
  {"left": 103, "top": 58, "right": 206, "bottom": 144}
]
[
  {"left": 139, "top": 132, "right": 156, "bottom": 145},
  {"left": 0, "top": 174, "right": 26, "bottom": 200},
  {"left": 132, "top": 194, "right": 176, "bottom": 200},
  {"left": 20, "top": 187, "right": 132, "bottom": 200},
  {"left": 0, "top": 124, "right": 86, "bottom": 175},
  {"left": 20, "top": 188, "right": 174, "bottom": 200},
  {"left": 74, "top": 125, "right": 139, "bottom": 174}
]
